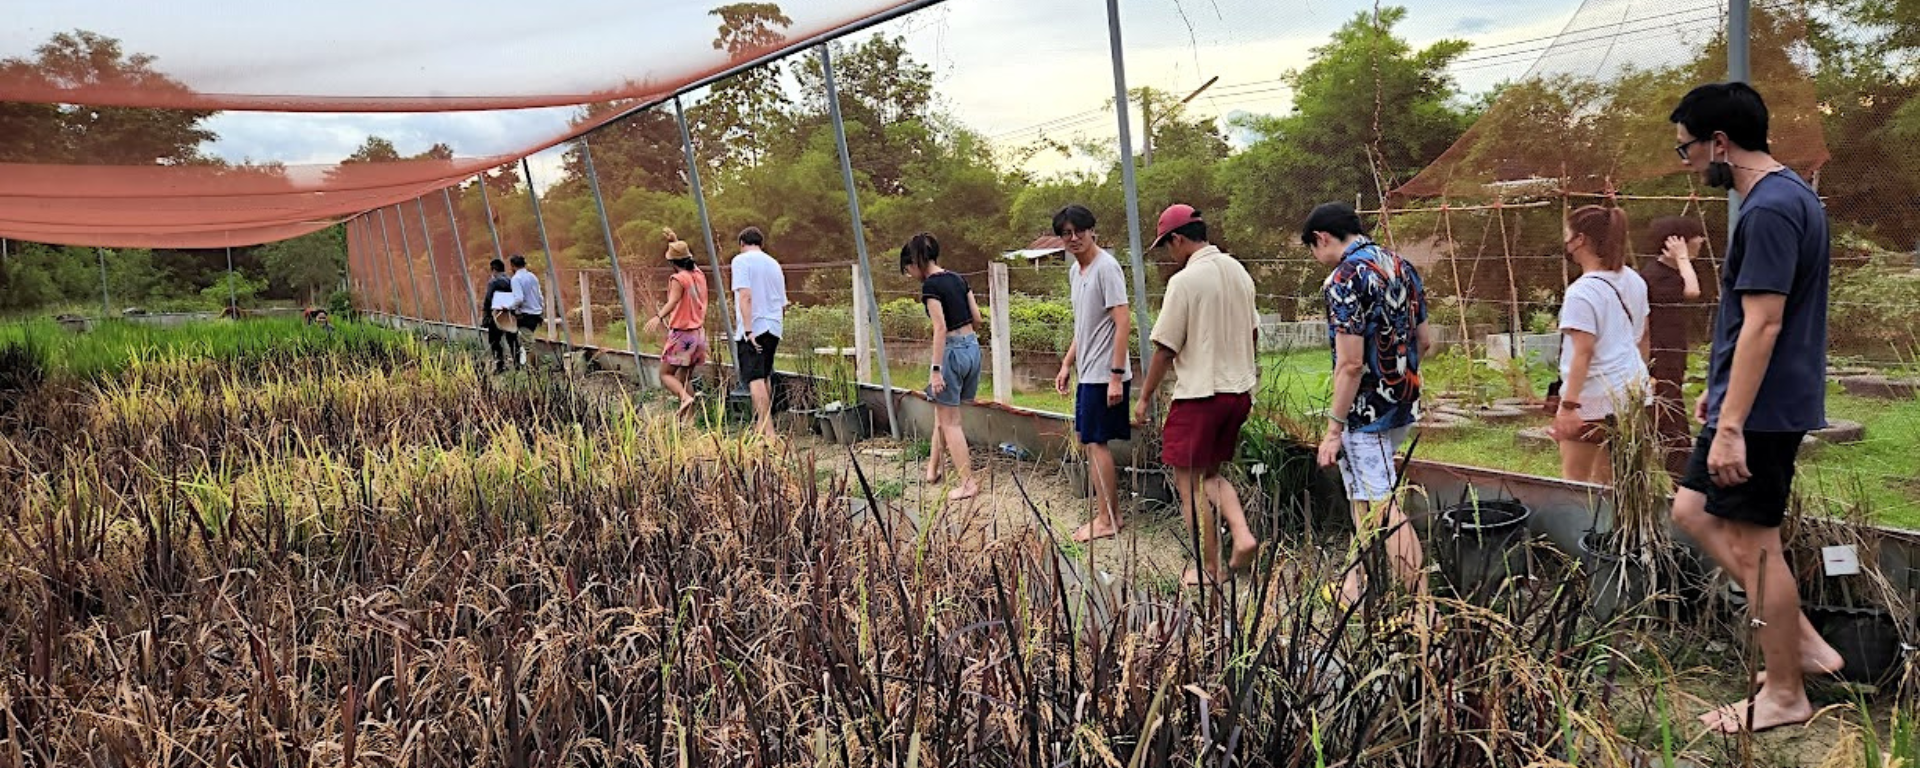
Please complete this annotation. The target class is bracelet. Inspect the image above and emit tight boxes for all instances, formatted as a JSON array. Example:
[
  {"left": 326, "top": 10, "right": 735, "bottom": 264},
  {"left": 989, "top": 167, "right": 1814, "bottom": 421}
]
[{"left": 1110, "top": 367, "right": 1125, "bottom": 375}]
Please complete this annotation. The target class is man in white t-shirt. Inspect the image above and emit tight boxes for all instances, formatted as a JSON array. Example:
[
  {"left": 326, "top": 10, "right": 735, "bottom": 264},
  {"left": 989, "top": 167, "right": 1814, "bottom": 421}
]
[{"left": 730, "top": 226, "right": 787, "bottom": 439}]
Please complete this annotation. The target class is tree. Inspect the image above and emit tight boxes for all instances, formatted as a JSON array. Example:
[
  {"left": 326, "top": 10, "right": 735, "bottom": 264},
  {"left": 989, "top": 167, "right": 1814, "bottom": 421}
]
[
  {"left": 1219, "top": 7, "right": 1471, "bottom": 263},
  {"left": 695, "top": 3, "right": 796, "bottom": 175},
  {"left": 793, "top": 34, "right": 936, "bottom": 195},
  {"left": 0, "top": 30, "right": 217, "bottom": 165},
  {"left": 260, "top": 226, "right": 347, "bottom": 304},
  {"left": 562, "top": 105, "right": 687, "bottom": 197}
]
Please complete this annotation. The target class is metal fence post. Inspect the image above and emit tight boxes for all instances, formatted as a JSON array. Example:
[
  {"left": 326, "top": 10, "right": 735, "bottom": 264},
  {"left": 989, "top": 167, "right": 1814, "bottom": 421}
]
[
  {"left": 392, "top": 204, "right": 429, "bottom": 321},
  {"left": 224, "top": 245, "right": 237, "bottom": 314},
  {"left": 1727, "top": 0, "right": 1751, "bottom": 239},
  {"left": 376, "top": 209, "right": 405, "bottom": 318},
  {"left": 441, "top": 188, "right": 481, "bottom": 326},
  {"left": 580, "top": 136, "right": 644, "bottom": 358},
  {"left": 96, "top": 247, "right": 110, "bottom": 318},
  {"left": 674, "top": 95, "right": 739, "bottom": 370},
  {"left": 476, "top": 175, "right": 509, "bottom": 264},
  {"left": 521, "top": 158, "right": 575, "bottom": 354},
  {"left": 1105, "top": 0, "right": 1157, "bottom": 372},
  {"left": 416, "top": 198, "right": 452, "bottom": 327},
  {"left": 820, "top": 43, "right": 900, "bottom": 439}
]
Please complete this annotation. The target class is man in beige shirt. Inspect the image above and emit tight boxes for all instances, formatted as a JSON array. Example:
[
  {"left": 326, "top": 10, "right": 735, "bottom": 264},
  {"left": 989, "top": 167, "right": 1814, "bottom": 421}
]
[{"left": 1132, "top": 204, "right": 1261, "bottom": 588}]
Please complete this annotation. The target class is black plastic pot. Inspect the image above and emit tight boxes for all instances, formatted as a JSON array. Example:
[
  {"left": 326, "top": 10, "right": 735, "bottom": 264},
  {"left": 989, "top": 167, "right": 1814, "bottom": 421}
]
[
  {"left": 1810, "top": 606, "right": 1905, "bottom": 685},
  {"left": 1439, "top": 498, "right": 1532, "bottom": 595}
]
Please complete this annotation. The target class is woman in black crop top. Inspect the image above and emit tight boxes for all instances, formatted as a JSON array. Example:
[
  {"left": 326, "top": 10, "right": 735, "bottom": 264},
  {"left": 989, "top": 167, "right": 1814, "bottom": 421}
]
[{"left": 901, "top": 233, "right": 986, "bottom": 500}]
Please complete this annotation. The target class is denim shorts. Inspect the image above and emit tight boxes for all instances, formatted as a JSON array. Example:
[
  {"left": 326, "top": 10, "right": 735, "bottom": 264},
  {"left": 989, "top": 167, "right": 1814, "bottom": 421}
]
[{"left": 931, "top": 333, "right": 980, "bottom": 406}]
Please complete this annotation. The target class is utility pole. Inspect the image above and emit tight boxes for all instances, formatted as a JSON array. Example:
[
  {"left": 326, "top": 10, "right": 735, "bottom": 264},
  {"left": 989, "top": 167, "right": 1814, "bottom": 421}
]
[{"left": 1141, "top": 76, "right": 1218, "bottom": 168}]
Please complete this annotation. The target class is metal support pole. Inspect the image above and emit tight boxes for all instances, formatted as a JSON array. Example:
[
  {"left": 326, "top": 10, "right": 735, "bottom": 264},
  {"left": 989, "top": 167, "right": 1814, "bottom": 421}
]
[
  {"left": 820, "top": 44, "right": 900, "bottom": 439},
  {"left": 96, "top": 247, "right": 110, "bottom": 317},
  {"left": 580, "top": 137, "right": 643, "bottom": 359},
  {"left": 1105, "top": 0, "right": 1157, "bottom": 374},
  {"left": 224, "top": 246, "right": 237, "bottom": 314},
  {"left": 376, "top": 208, "right": 405, "bottom": 318},
  {"left": 416, "top": 198, "right": 452, "bottom": 327},
  {"left": 476, "top": 175, "right": 508, "bottom": 264},
  {"left": 442, "top": 188, "right": 481, "bottom": 326},
  {"left": 675, "top": 95, "right": 738, "bottom": 351},
  {"left": 392, "top": 204, "right": 428, "bottom": 320},
  {"left": 521, "top": 157, "right": 575, "bottom": 353},
  {"left": 1727, "top": 0, "right": 1751, "bottom": 239}
]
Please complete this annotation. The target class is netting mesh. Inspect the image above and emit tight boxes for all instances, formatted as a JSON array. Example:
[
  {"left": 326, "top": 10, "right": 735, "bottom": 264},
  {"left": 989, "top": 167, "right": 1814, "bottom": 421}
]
[{"left": 0, "top": 1, "right": 920, "bottom": 248}]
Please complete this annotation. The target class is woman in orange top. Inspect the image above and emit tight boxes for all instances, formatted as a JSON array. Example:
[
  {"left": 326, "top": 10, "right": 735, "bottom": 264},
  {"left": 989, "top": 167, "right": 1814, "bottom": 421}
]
[{"left": 647, "top": 228, "right": 709, "bottom": 419}]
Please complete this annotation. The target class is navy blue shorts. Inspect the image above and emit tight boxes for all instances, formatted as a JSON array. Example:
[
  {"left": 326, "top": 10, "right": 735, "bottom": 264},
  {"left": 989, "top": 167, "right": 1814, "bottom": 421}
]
[{"left": 1074, "top": 381, "right": 1131, "bottom": 445}]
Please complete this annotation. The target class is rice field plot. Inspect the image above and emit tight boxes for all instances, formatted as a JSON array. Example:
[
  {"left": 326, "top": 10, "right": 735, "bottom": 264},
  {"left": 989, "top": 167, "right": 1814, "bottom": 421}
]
[{"left": 0, "top": 319, "right": 1882, "bottom": 766}]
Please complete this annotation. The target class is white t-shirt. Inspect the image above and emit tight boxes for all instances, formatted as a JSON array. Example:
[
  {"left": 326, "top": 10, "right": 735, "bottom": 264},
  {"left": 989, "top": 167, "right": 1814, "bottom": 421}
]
[
  {"left": 1558, "top": 268, "right": 1651, "bottom": 420},
  {"left": 729, "top": 249, "right": 787, "bottom": 340}
]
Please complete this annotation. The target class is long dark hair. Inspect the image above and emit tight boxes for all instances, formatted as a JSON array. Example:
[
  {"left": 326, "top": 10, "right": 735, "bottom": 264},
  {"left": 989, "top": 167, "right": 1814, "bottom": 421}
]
[{"left": 899, "top": 232, "right": 939, "bottom": 275}]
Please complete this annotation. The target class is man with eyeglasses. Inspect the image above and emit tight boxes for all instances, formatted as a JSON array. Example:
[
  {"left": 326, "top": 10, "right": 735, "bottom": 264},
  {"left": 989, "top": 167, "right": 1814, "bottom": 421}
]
[
  {"left": 1668, "top": 82, "right": 1838, "bottom": 734},
  {"left": 1051, "top": 204, "right": 1133, "bottom": 543}
]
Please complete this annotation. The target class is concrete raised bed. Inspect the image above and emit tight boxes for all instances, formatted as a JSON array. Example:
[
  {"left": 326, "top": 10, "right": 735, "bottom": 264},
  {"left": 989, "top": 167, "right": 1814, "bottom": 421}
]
[
  {"left": 1515, "top": 426, "right": 1555, "bottom": 450},
  {"left": 1810, "top": 418, "right": 1866, "bottom": 445},
  {"left": 1839, "top": 375, "right": 1920, "bottom": 401},
  {"left": 1439, "top": 403, "right": 1532, "bottom": 423}
]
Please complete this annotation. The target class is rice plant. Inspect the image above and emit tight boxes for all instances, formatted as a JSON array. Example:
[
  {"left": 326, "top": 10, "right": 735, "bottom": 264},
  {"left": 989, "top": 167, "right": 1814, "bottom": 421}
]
[{"left": 0, "top": 318, "right": 1700, "bottom": 766}]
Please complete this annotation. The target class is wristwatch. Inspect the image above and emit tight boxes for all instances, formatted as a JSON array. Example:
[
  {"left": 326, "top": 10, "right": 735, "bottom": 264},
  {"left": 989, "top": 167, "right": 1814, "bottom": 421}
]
[
  {"left": 931, "top": 364, "right": 942, "bottom": 371},
  {"left": 1110, "top": 367, "right": 1125, "bottom": 375}
]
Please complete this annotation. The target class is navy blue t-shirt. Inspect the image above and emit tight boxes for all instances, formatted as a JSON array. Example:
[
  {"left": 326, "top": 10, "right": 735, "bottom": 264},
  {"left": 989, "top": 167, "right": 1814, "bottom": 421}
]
[{"left": 1703, "top": 169, "right": 1829, "bottom": 432}]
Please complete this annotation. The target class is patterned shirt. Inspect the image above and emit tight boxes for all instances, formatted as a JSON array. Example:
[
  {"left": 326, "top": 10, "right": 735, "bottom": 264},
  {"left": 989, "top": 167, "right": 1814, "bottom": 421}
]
[{"left": 1324, "top": 237, "right": 1427, "bottom": 433}]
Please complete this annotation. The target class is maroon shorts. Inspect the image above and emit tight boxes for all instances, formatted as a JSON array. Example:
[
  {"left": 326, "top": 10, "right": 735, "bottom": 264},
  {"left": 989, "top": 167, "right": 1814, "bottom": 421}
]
[{"left": 1161, "top": 392, "right": 1253, "bottom": 469}]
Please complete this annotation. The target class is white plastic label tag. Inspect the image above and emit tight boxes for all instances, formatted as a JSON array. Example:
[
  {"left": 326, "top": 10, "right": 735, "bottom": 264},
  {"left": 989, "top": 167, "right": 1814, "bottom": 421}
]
[{"left": 1822, "top": 545, "right": 1861, "bottom": 577}]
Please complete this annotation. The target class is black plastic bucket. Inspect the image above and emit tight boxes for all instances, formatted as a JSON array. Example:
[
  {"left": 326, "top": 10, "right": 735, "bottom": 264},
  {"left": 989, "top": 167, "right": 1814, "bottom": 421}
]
[{"left": 1439, "top": 499, "right": 1532, "bottom": 595}]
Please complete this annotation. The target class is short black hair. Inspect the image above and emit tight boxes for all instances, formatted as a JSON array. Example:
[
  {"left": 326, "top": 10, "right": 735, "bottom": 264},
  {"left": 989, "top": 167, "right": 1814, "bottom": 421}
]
[
  {"left": 899, "top": 232, "right": 939, "bottom": 274},
  {"left": 738, "top": 226, "right": 765, "bottom": 247},
  {"left": 1301, "top": 202, "right": 1367, "bottom": 247},
  {"left": 489, "top": 258, "right": 505, "bottom": 273},
  {"left": 509, "top": 254, "right": 527, "bottom": 268},
  {"left": 1051, "top": 205, "right": 1096, "bottom": 236},
  {"left": 1169, "top": 220, "right": 1207, "bottom": 244},
  {"left": 1670, "top": 82, "right": 1770, "bottom": 153}
]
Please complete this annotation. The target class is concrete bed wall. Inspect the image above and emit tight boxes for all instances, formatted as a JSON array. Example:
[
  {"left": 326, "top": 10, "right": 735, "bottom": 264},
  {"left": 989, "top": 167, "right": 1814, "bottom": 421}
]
[{"left": 369, "top": 311, "right": 1920, "bottom": 597}]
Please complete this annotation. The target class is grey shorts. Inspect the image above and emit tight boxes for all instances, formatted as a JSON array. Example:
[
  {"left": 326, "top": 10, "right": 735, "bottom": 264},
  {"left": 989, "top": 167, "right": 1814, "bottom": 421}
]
[{"left": 931, "top": 333, "right": 981, "bottom": 406}]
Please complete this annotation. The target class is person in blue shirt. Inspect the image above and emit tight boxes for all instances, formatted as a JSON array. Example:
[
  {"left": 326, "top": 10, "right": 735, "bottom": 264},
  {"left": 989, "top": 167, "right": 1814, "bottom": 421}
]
[
  {"left": 507, "top": 254, "right": 546, "bottom": 369},
  {"left": 1669, "top": 82, "right": 1840, "bottom": 734}
]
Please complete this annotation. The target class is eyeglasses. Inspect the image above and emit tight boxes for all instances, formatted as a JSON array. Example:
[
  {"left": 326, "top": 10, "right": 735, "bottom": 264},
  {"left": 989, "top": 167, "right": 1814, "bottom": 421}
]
[
  {"left": 1058, "top": 228, "right": 1088, "bottom": 241},
  {"left": 1674, "top": 136, "right": 1710, "bottom": 162}
]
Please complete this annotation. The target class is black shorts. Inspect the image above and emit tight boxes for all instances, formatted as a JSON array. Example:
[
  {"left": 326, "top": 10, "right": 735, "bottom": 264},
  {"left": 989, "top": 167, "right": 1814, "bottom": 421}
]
[
  {"left": 515, "top": 313, "right": 544, "bottom": 332},
  {"left": 1677, "top": 428, "right": 1807, "bottom": 527},
  {"left": 735, "top": 332, "right": 780, "bottom": 383}
]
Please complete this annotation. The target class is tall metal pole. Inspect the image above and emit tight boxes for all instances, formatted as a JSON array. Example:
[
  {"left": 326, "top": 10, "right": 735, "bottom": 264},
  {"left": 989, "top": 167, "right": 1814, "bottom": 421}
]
[
  {"left": 521, "top": 157, "right": 575, "bottom": 353},
  {"left": 820, "top": 44, "right": 900, "bottom": 439},
  {"left": 96, "top": 247, "right": 110, "bottom": 317},
  {"left": 376, "top": 207, "right": 406, "bottom": 318},
  {"left": 674, "top": 95, "right": 738, "bottom": 350},
  {"left": 224, "top": 245, "right": 237, "bottom": 313},
  {"left": 476, "top": 175, "right": 508, "bottom": 264},
  {"left": 442, "top": 188, "right": 481, "bottom": 326},
  {"left": 392, "top": 205, "right": 429, "bottom": 320},
  {"left": 1727, "top": 0, "right": 1751, "bottom": 240},
  {"left": 580, "top": 137, "right": 643, "bottom": 358},
  {"left": 415, "top": 197, "right": 452, "bottom": 325},
  {"left": 1105, "top": 0, "right": 1157, "bottom": 372}
]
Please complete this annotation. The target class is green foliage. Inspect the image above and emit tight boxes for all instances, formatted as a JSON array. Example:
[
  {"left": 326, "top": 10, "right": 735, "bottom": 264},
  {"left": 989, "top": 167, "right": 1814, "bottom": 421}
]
[
  {"left": 259, "top": 226, "right": 347, "bottom": 304},
  {"left": 783, "top": 304, "right": 854, "bottom": 353},
  {"left": 0, "top": 30, "right": 216, "bottom": 166},
  {"left": 202, "top": 272, "right": 266, "bottom": 309},
  {"left": 1831, "top": 252, "right": 1920, "bottom": 358},
  {"left": 326, "top": 289, "right": 354, "bottom": 318},
  {"left": 880, "top": 296, "right": 929, "bottom": 342},
  {"left": 1006, "top": 294, "right": 1074, "bottom": 355}
]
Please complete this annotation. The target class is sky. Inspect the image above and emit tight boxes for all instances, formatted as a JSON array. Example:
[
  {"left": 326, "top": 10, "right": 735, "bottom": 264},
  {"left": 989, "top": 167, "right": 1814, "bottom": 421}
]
[{"left": 0, "top": 0, "right": 1728, "bottom": 182}]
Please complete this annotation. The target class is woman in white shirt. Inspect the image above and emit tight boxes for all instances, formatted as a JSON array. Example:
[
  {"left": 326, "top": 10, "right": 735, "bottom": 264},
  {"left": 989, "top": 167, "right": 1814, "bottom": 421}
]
[{"left": 1550, "top": 205, "right": 1651, "bottom": 483}]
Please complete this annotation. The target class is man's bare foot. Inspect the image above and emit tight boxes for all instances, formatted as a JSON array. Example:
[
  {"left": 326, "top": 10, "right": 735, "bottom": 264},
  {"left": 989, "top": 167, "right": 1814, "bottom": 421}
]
[
  {"left": 1228, "top": 540, "right": 1260, "bottom": 571},
  {"left": 1698, "top": 691, "right": 1814, "bottom": 734},
  {"left": 946, "top": 477, "right": 979, "bottom": 501},
  {"left": 1072, "top": 515, "right": 1121, "bottom": 542},
  {"left": 1751, "top": 643, "right": 1846, "bottom": 688},
  {"left": 1182, "top": 567, "right": 1226, "bottom": 588}
]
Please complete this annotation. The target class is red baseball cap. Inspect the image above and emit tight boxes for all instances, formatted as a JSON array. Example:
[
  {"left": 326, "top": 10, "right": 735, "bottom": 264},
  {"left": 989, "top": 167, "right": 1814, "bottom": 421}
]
[{"left": 1151, "top": 204, "right": 1202, "bottom": 248}]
